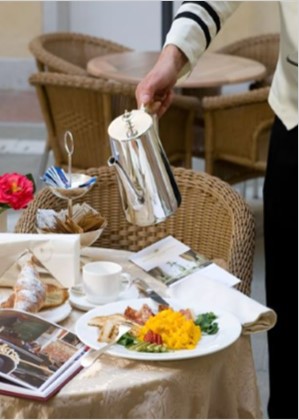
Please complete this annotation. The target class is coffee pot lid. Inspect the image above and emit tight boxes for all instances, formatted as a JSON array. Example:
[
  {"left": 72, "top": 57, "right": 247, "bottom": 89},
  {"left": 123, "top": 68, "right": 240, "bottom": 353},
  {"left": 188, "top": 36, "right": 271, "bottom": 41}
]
[{"left": 108, "top": 109, "right": 152, "bottom": 141}]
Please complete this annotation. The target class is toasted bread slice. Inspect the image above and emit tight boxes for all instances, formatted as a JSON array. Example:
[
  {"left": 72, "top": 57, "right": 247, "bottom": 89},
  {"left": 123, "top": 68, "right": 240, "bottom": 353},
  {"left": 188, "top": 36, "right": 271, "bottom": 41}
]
[
  {"left": 42, "top": 284, "right": 69, "bottom": 309},
  {"left": 88, "top": 314, "right": 125, "bottom": 342},
  {"left": 88, "top": 314, "right": 126, "bottom": 328},
  {"left": 88, "top": 314, "right": 140, "bottom": 342}
]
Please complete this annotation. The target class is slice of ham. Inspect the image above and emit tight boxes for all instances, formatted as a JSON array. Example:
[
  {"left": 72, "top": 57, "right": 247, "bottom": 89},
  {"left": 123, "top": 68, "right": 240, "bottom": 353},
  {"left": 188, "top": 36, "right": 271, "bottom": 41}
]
[
  {"left": 124, "top": 304, "right": 154, "bottom": 325},
  {"left": 179, "top": 308, "right": 194, "bottom": 320}
]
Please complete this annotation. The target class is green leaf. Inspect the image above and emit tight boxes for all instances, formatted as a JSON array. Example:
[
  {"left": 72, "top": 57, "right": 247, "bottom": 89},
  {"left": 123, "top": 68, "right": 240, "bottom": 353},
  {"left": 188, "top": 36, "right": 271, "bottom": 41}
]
[
  {"left": 0, "top": 205, "right": 10, "bottom": 212},
  {"left": 25, "top": 173, "right": 36, "bottom": 193},
  {"left": 195, "top": 312, "right": 219, "bottom": 335},
  {"left": 117, "top": 332, "right": 138, "bottom": 346}
]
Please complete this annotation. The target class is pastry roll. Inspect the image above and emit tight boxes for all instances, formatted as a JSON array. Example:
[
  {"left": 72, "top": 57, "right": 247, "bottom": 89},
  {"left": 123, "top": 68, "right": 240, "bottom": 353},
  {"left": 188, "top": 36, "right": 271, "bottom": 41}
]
[
  {"left": 0, "top": 262, "right": 69, "bottom": 312},
  {"left": 0, "top": 293, "right": 15, "bottom": 309},
  {"left": 13, "top": 259, "right": 47, "bottom": 313}
]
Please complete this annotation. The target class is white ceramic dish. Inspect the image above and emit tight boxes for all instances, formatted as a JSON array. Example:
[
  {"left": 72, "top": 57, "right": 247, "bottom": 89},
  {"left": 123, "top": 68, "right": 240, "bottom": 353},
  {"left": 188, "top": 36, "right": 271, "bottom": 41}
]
[
  {"left": 69, "top": 283, "right": 139, "bottom": 312},
  {"left": 0, "top": 288, "right": 72, "bottom": 324},
  {"left": 38, "top": 301, "right": 72, "bottom": 323},
  {"left": 75, "top": 298, "right": 242, "bottom": 361},
  {"left": 36, "top": 224, "right": 106, "bottom": 248}
]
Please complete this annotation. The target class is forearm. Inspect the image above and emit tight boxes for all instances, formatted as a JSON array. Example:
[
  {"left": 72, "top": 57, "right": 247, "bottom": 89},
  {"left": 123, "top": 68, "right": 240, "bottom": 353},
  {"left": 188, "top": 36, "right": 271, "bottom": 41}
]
[
  {"left": 135, "top": 45, "right": 188, "bottom": 114},
  {"left": 157, "top": 44, "right": 188, "bottom": 73},
  {"left": 164, "top": 1, "right": 241, "bottom": 74},
  {"left": 135, "top": 1, "right": 241, "bottom": 115}
]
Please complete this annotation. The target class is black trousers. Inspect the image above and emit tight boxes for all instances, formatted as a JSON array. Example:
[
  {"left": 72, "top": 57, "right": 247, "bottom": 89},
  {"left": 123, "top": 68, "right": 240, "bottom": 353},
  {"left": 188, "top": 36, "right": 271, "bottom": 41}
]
[{"left": 264, "top": 117, "right": 298, "bottom": 419}]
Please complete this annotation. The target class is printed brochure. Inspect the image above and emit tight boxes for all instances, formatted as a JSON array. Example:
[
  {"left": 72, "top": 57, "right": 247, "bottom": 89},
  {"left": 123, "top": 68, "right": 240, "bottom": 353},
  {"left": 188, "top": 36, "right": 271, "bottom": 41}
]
[
  {"left": 0, "top": 309, "right": 87, "bottom": 401},
  {"left": 130, "top": 236, "right": 240, "bottom": 288}
]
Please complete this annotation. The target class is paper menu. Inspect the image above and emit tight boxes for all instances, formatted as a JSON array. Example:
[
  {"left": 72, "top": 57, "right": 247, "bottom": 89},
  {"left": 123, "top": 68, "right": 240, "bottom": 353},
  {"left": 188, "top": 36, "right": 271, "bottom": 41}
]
[{"left": 130, "top": 235, "right": 240, "bottom": 288}]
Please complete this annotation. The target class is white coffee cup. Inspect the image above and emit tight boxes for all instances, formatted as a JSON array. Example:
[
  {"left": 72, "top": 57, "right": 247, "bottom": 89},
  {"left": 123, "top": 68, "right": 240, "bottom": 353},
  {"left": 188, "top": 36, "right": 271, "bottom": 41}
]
[{"left": 82, "top": 261, "right": 132, "bottom": 304}]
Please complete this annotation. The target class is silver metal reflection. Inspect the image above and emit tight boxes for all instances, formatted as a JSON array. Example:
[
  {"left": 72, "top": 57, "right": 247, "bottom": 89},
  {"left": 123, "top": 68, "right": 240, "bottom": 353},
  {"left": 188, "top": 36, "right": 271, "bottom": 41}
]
[{"left": 108, "top": 109, "right": 181, "bottom": 227}]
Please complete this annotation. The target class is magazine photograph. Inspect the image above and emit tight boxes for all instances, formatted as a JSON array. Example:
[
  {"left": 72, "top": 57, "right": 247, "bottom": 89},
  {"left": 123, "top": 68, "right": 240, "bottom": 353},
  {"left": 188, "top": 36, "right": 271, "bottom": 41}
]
[
  {"left": 0, "top": 309, "right": 86, "bottom": 400},
  {"left": 130, "top": 235, "right": 240, "bottom": 288},
  {"left": 147, "top": 249, "right": 209, "bottom": 286}
]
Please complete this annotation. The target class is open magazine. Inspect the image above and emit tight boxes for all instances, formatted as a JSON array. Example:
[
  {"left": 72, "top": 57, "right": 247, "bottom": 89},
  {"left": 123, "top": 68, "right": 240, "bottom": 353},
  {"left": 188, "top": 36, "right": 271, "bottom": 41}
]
[
  {"left": 130, "top": 235, "right": 241, "bottom": 288},
  {"left": 0, "top": 309, "right": 87, "bottom": 401}
]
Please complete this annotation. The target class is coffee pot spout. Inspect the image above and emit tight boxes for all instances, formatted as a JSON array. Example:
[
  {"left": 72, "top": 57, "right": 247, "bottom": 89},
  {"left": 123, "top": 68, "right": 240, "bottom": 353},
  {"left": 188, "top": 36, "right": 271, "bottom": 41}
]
[{"left": 108, "top": 156, "right": 144, "bottom": 210}]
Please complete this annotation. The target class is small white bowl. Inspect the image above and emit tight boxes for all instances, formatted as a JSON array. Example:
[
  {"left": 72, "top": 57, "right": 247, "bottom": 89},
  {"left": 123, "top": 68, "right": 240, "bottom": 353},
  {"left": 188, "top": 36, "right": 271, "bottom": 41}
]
[
  {"left": 36, "top": 204, "right": 107, "bottom": 248},
  {"left": 79, "top": 220, "right": 107, "bottom": 248},
  {"left": 36, "top": 220, "right": 107, "bottom": 248}
]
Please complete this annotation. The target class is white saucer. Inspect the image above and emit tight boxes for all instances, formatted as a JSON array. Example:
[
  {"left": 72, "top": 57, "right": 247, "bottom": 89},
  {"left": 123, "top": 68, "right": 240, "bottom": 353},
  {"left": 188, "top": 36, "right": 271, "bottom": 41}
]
[
  {"left": 39, "top": 302, "right": 72, "bottom": 323},
  {"left": 69, "top": 283, "right": 139, "bottom": 311},
  {"left": 0, "top": 287, "right": 72, "bottom": 324}
]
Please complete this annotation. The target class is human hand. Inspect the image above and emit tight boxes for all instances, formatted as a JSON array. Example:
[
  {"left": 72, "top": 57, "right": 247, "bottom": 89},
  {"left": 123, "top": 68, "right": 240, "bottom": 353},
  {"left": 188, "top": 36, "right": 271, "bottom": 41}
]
[{"left": 135, "top": 45, "right": 188, "bottom": 117}]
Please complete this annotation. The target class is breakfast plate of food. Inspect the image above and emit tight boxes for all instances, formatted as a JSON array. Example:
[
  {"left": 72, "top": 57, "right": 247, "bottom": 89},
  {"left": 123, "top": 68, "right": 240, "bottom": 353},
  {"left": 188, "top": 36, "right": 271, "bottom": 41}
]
[
  {"left": 0, "top": 257, "right": 71, "bottom": 323},
  {"left": 75, "top": 298, "right": 241, "bottom": 361}
]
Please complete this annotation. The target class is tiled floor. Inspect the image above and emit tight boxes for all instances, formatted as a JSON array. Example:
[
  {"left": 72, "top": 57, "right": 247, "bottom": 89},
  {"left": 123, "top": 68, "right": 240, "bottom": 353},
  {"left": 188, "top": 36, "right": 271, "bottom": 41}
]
[{"left": 0, "top": 89, "right": 269, "bottom": 417}]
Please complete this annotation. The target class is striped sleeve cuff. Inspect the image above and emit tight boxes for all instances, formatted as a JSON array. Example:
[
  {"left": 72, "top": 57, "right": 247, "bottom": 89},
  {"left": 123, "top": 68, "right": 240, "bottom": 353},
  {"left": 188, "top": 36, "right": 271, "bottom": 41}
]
[{"left": 164, "top": 1, "right": 240, "bottom": 74}]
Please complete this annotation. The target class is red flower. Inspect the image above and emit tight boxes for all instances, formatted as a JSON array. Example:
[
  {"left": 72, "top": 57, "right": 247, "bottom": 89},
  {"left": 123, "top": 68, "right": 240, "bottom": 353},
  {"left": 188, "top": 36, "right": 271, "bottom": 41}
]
[{"left": 0, "top": 173, "right": 35, "bottom": 211}]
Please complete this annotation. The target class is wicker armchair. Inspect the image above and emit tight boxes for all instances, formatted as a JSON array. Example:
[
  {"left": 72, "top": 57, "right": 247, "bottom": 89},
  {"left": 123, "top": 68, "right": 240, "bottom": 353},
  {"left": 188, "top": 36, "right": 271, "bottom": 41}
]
[
  {"left": 29, "top": 32, "right": 133, "bottom": 175},
  {"left": 15, "top": 166, "right": 255, "bottom": 296},
  {"left": 191, "top": 33, "right": 279, "bottom": 160},
  {"left": 217, "top": 33, "right": 280, "bottom": 88},
  {"left": 202, "top": 87, "right": 275, "bottom": 184},
  {"left": 29, "top": 32, "right": 132, "bottom": 76},
  {"left": 29, "top": 72, "right": 199, "bottom": 171}
]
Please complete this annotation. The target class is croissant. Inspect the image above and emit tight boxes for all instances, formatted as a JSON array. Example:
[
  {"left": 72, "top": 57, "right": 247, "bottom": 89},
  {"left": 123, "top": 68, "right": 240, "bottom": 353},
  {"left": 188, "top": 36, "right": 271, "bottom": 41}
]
[
  {"left": 0, "top": 293, "right": 15, "bottom": 309},
  {"left": 1, "top": 261, "right": 69, "bottom": 312},
  {"left": 13, "top": 259, "right": 47, "bottom": 313}
]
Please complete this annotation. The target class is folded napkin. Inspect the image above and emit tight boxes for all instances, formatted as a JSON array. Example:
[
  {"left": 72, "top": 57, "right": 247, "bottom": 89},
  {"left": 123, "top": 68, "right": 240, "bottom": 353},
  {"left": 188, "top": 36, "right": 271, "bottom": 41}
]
[
  {"left": 0, "top": 233, "right": 80, "bottom": 288},
  {"left": 168, "top": 274, "right": 277, "bottom": 334}
]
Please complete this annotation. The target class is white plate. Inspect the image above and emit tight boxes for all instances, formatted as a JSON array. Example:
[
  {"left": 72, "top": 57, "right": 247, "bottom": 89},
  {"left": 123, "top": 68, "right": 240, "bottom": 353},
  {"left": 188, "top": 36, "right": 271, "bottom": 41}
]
[
  {"left": 0, "top": 288, "right": 72, "bottom": 324},
  {"left": 75, "top": 298, "right": 242, "bottom": 361},
  {"left": 69, "top": 283, "right": 139, "bottom": 311},
  {"left": 38, "top": 301, "right": 72, "bottom": 323}
]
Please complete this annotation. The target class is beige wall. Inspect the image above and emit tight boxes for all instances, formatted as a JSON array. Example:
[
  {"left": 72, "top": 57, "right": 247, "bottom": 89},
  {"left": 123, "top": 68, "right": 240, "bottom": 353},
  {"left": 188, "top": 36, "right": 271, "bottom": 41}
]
[
  {"left": 209, "top": 2, "right": 280, "bottom": 51},
  {"left": 0, "top": 1, "right": 42, "bottom": 57},
  {"left": 0, "top": 1, "right": 280, "bottom": 57},
  {"left": 0, "top": 1, "right": 280, "bottom": 90}
]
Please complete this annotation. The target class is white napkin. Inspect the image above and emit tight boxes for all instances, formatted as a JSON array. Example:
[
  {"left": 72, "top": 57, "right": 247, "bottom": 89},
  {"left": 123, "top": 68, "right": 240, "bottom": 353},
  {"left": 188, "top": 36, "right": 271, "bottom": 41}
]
[
  {"left": 0, "top": 233, "right": 80, "bottom": 288},
  {"left": 169, "top": 274, "right": 277, "bottom": 334}
]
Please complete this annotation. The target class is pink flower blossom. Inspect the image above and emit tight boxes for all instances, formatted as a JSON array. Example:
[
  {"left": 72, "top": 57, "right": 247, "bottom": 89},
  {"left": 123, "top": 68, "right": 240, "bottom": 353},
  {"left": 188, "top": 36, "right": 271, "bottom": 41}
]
[{"left": 0, "top": 173, "right": 35, "bottom": 211}]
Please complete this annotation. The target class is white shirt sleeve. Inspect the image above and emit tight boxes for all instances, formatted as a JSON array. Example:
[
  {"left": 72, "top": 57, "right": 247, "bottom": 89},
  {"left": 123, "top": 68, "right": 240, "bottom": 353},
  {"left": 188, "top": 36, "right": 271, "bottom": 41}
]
[
  {"left": 164, "top": 1, "right": 241, "bottom": 76},
  {"left": 164, "top": 1, "right": 298, "bottom": 130}
]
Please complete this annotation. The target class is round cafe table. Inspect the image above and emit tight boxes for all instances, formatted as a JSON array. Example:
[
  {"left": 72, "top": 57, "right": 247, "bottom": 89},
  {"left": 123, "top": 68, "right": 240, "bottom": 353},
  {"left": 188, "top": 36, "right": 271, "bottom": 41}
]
[
  {"left": 87, "top": 51, "right": 266, "bottom": 88},
  {"left": 87, "top": 51, "right": 266, "bottom": 166},
  {"left": 0, "top": 247, "right": 263, "bottom": 419}
]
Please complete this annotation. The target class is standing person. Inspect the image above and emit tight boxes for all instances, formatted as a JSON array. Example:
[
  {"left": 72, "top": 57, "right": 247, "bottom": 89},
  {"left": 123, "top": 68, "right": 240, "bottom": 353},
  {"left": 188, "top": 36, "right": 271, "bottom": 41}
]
[{"left": 135, "top": 2, "right": 298, "bottom": 419}]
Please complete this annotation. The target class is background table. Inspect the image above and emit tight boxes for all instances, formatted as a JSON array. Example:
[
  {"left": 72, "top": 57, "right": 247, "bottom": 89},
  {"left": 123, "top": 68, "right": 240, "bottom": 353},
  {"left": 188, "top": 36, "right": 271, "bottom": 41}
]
[
  {"left": 0, "top": 248, "right": 262, "bottom": 419},
  {"left": 87, "top": 51, "right": 266, "bottom": 88}
]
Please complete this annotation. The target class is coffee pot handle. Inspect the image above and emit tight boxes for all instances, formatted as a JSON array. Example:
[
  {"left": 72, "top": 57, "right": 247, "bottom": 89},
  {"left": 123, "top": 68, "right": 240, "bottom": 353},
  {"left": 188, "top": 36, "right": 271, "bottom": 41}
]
[{"left": 140, "top": 103, "right": 159, "bottom": 136}]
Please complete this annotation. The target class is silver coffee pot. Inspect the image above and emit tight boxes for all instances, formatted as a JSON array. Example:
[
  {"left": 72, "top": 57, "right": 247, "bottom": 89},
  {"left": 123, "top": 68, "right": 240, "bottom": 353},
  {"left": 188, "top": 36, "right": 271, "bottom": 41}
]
[{"left": 108, "top": 108, "right": 181, "bottom": 226}]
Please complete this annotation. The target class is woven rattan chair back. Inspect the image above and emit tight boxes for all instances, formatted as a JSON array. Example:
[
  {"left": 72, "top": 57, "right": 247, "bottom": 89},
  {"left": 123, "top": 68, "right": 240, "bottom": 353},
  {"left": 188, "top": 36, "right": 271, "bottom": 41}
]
[
  {"left": 217, "top": 33, "right": 280, "bottom": 87},
  {"left": 191, "top": 33, "right": 279, "bottom": 160},
  {"left": 29, "top": 72, "right": 135, "bottom": 170},
  {"left": 29, "top": 72, "right": 199, "bottom": 171},
  {"left": 202, "top": 87, "right": 275, "bottom": 184},
  {"left": 29, "top": 32, "right": 132, "bottom": 76},
  {"left": 28, "top": 33, "right": 133, "bottom": 176},
  {"left": 15, "top": 166, "right": 255, "bottom": 296}
]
